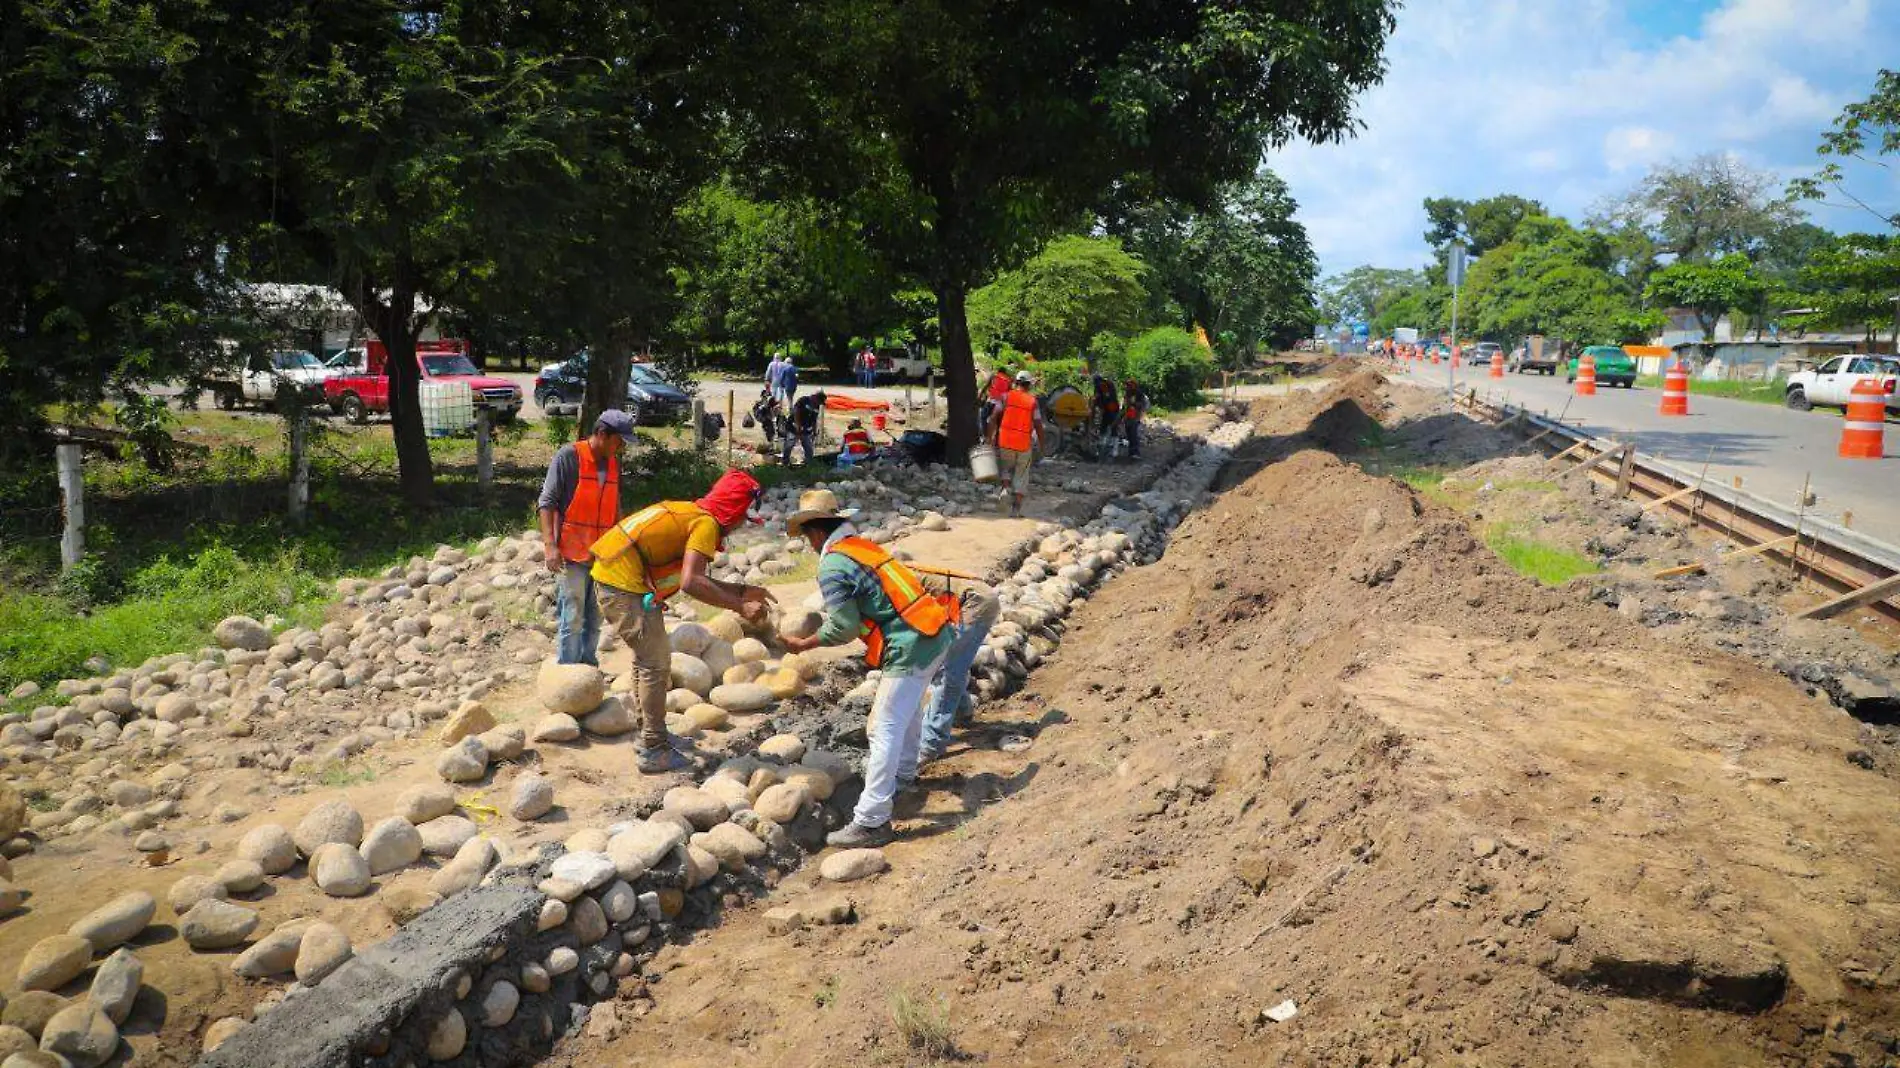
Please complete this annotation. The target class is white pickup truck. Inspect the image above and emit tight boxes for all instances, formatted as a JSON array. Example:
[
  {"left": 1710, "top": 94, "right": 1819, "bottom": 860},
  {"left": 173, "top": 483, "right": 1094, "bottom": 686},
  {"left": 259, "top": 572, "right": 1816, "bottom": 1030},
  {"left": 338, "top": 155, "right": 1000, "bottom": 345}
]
[
  {"left": 1783, "top": 355, "right": 1900, "bottom": 414},
  {"left": 205, "top": 349, "right": 336, "bottom": 411}
]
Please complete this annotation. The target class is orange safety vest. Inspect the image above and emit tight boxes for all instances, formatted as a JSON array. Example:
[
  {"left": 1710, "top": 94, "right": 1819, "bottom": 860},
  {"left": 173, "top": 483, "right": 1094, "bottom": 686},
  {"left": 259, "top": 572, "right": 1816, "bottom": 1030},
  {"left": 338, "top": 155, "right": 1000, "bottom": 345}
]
[
  {"left": 1122, "top": 392, "right": 1144, "bottom": 423},
  {"left": 997, "top": 389, "right": 1038, "bottom": 453},
  {"left": 558, "top": 440, "right": 619, "bottom": 564},
  {"left": 842, "top": 429, "right": 873, "bottom": 456},
  {"left": 827, "top": 536, "right": 954, "bottom": 668}
]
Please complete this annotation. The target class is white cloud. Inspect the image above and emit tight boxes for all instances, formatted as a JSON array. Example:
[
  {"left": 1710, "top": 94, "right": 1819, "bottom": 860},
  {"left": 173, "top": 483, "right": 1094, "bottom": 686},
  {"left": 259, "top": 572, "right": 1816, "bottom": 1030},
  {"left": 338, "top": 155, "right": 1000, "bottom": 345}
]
[{"left": 1284, "top": 0, "right": 1899, "bottom": 277}]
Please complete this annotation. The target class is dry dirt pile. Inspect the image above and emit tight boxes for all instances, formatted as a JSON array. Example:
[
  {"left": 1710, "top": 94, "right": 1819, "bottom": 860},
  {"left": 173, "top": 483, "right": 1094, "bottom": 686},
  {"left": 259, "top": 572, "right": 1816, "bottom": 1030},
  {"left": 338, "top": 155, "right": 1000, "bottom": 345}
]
[{"left": 574, "top": 433, "right": 1900, "bottom": 1068}]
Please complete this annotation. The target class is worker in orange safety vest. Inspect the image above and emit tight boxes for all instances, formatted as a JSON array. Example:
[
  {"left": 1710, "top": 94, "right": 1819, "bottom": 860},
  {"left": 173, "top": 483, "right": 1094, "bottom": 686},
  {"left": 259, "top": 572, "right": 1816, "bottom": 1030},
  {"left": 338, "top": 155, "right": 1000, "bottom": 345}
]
[
  {"left": 984, "top": 370, "right": 1042, "bottom": 517},
  {"left": 537, "top": 409, "right": 632, "bottom": 665}
]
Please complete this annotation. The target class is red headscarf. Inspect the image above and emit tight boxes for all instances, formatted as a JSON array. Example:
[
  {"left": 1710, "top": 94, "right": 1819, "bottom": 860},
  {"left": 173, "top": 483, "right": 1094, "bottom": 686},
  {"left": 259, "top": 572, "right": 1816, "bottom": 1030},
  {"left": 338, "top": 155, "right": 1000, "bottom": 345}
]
[{"left": 697, "top": 469, "right": 761, "bottom": 528}]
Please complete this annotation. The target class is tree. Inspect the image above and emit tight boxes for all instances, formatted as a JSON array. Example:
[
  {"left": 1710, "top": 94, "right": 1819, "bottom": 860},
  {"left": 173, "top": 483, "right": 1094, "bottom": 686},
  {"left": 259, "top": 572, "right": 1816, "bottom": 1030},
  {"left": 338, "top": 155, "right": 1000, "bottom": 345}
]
[
  {"left": 0, "top": 1, "right": 245, "bottom": 454},
  {"left": 967, "top": 235, "right": 1148, "bottom": 361},
  {"left": 1791, "top": 69, "right": 1899, "bottom": 229},
  {"left": 744, "top": 0, "right": 1396, "bottom": 460},
  {"left": 1644, "top": 254, "right": 1767, "bottom": 343},
  {"left": 1462, "top": 216, "right": 1658, "bottom": 346},
  {"left": 1423, "top": 194, "right": 1546, "bottom": 258},
  {"left": 1595, "top": 155, "right": 1800, "bottom": 263},
  {"left": 672, "top": 181, "right": 911, "bottom": 378},
  {"left": 1789, "top": 234, "right": 1900, "bottom": 344},
  {"left": 1318, "top": 266, "right": 1426, "bottom": 325}
]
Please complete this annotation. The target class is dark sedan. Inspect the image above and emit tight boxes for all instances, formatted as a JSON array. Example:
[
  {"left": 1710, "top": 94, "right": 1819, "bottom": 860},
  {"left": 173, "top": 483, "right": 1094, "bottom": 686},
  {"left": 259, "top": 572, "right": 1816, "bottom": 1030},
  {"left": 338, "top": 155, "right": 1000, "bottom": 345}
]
[{"left": 534, "top": 357, "right": 691, "bottom": 425}]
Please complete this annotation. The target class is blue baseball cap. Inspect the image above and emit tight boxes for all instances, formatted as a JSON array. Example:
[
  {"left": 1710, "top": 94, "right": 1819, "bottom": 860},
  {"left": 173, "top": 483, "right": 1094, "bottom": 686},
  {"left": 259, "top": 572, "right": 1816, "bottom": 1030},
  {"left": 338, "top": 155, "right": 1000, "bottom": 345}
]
[{"left": 595, "top": 409, "right": 634, "bottom": 436}]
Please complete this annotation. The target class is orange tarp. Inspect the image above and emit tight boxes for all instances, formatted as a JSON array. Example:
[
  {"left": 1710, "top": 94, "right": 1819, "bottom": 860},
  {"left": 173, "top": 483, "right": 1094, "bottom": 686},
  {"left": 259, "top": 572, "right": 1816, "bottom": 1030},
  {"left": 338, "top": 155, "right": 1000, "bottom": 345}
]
[{"left": 824, "top": 394, "right": 892, "bottom": 413}]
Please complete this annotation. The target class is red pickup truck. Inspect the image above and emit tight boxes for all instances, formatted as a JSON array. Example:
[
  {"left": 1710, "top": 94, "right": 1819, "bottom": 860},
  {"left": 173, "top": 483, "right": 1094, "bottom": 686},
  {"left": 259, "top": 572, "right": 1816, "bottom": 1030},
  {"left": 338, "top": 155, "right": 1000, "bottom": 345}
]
[{"left": 324, "top": 340, "right": 523, "bottom": 425}]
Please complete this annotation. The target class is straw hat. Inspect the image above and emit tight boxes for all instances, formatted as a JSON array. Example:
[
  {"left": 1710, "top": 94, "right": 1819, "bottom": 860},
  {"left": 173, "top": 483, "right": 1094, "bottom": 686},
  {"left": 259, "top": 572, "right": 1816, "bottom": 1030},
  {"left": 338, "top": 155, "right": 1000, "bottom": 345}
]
[{"left": 785, "top": 488, "right": 853, "bottom": 537}]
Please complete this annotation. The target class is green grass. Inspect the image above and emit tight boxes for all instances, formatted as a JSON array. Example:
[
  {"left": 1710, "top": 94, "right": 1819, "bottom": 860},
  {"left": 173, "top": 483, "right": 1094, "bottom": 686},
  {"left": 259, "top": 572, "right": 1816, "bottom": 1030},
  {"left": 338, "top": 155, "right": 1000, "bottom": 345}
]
[
  {"left": 300, "top": 757, "right": 382, "bottom": 787},
  {"left": 888, "top": 989, "right": 954, "bottom": 1059},
  {"left": 1484, "top": 523, "right": 1601, "bottom": 586},
  {"left": 0, "top": 545, "right": 329, "bottom": 691},
  {"left": 1634, "top": 373, "right": 1784, "bottom": 406},
  {"left": 814, "top": 976, "right": 839, "bottom": 1009}
]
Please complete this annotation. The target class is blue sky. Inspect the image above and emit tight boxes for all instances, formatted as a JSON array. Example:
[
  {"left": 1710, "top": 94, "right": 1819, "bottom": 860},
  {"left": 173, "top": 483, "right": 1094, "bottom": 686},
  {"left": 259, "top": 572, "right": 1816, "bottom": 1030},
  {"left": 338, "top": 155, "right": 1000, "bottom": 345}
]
[{"left": 1273, "top": 0, "right": 1900, "bottom": 278}]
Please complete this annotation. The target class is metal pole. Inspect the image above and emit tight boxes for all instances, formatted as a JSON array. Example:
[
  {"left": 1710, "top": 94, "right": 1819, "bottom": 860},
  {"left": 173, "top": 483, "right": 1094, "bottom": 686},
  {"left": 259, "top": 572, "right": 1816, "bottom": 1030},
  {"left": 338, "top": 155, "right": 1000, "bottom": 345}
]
[
  {"left": 1447, "top": 282, "right": 1461, "bottom": 403},
  {"left": 288, "top": 409, "right": 311, "bottom": 524},
  {"left": 57, "top": 442, "right": 84, "bottom": 569},
  {"left": 474, "top": 407, "right": 493, "bottom": 488}
]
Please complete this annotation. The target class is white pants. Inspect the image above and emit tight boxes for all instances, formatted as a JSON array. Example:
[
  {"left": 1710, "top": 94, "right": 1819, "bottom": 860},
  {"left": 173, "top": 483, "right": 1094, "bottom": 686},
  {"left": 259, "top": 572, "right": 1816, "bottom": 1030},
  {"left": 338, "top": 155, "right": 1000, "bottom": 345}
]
[{"left": 854, "top": 650, "right": 948, "bottom": 828}]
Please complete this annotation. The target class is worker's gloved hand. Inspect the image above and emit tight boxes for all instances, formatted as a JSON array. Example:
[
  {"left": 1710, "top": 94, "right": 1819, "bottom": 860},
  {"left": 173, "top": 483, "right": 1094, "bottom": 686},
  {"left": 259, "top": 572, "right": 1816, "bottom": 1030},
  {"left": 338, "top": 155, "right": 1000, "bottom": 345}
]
[{"left": 640, "top": 592, "right": 657, "bottom": 611}]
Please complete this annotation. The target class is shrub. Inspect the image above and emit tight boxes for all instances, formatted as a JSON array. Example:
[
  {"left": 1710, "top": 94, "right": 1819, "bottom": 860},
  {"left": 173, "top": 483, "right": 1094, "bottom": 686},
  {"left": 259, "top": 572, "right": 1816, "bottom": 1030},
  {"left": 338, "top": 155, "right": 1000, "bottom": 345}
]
[{"left": 1119, "top": 326, "right": 1214, "bottom": 406}]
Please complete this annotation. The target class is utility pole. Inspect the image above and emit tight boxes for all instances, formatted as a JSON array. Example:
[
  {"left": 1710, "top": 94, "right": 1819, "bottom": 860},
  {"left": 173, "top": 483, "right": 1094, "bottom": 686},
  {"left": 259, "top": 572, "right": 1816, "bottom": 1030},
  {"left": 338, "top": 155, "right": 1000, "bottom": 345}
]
[{"left": 1446, "top": 242, "right": 1466, "bottom": 402}]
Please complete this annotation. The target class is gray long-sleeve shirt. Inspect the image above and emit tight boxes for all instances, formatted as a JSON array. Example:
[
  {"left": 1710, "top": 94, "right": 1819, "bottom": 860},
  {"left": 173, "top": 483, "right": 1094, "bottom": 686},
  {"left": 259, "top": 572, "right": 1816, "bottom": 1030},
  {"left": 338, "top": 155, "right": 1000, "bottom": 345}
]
[{"left": 537, "top": 443, "right": 614, "bottom": 516}]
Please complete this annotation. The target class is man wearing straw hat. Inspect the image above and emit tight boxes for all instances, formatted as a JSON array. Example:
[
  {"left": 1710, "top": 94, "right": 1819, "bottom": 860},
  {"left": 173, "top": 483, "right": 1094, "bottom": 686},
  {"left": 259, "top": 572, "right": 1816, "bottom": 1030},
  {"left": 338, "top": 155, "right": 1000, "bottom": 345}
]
[{"left": 781, "top": 488, "right": 953, "bottom": 847}]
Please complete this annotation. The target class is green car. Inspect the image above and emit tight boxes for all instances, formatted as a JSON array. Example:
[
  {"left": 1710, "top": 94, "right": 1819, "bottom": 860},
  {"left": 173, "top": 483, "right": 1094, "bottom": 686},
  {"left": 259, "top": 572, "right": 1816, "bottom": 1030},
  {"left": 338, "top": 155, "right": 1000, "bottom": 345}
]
[{"left": 1566, "top": 345, "right": 1637, "bottom": 388}]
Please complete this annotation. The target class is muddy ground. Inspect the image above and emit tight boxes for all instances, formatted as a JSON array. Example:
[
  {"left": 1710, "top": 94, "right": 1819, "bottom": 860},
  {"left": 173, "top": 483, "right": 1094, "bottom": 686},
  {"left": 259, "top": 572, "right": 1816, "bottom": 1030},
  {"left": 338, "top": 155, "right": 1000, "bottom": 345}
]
[{"left": 563, "top": 370, "right": 1900, "bottom": 1068}]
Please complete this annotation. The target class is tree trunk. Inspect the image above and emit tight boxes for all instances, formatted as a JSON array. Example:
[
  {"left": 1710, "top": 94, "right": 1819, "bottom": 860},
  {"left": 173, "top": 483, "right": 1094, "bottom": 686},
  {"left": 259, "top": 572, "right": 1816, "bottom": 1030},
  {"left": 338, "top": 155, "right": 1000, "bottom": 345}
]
[
  {"left": 815, "top": 332, "right": 853, "bottom": 381},
  {"left": 581, "top": 325, "right": 635, "bottom": 436},
  {"left": 937, "top": 282, "right": 978, "bottom": 463},
  {"left": 362, "top": 281, "right": 433, "bottom": 507}
]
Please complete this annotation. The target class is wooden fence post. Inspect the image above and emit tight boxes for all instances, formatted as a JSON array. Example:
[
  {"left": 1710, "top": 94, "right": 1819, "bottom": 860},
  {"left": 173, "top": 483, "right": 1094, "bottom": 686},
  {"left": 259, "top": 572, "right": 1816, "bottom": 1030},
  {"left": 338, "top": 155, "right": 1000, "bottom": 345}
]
[
  {"left": 927, "top": 368, "right": 938, "bottom": 417},
  {"left": 474, "top": 408, "right": 493, "bottom": 488},
  {"left": 691, "top": 398, "right": 707, "bottom": 448},
  {"left": 288, "top": 409, "right": 311, "bottom": 525},
  {"left": 57, "top": 442, "right": 84, "bottom": 569},
  {"left": 726, "top": 392, "right": 735, "bottom": 462}
]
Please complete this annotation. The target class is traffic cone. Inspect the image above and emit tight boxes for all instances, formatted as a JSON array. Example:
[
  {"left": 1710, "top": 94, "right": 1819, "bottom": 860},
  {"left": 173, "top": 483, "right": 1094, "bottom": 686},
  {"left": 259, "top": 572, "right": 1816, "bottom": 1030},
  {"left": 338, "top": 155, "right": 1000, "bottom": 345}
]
[
  {"left": 1839, "top": 377, "right": 1889, "bottom": 459},
  {"left": 1489, "top": 350, "right": 1505, "bottom": 380},
  {"left": 1430, "top": 348, "right": 1440, "bottom": 365},
  {"left": 1659, "top": 361, "right": 1689, "bottom": 416},
  {"left": 1575, "top": 353, "right": 1597, "bottom": 396},
  {"left": 1452, "top": 345, "right": 1462, "bottom": 369}
]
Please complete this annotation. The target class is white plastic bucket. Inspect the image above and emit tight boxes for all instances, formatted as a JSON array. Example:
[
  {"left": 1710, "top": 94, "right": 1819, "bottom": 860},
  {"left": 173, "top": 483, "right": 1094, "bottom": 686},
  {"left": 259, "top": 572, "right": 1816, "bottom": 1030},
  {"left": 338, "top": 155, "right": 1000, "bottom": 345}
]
[{"left": 969, "top": 444, "right": 1000, "bottom": 484}]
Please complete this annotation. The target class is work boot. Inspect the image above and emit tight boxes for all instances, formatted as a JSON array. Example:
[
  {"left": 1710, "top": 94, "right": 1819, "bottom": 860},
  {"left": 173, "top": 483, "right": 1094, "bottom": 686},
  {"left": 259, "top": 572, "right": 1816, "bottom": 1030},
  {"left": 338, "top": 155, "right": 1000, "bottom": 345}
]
[
  {"left": 1009, "top": 496, "right": 1023, "bottom": 518},
  {"left": 636, "top": 745, "right": 688, "bottom": 774},
  {"left": 826, "top": 821, "right": 894, "bottom": 848}
]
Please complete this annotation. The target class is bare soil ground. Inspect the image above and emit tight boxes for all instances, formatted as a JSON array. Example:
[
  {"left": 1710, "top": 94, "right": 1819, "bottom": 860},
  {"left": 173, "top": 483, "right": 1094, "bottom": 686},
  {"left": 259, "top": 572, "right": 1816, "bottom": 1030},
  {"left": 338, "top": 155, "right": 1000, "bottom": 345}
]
[{"left": 564, "top": 372, "right": 1900, "bottom": 1068}]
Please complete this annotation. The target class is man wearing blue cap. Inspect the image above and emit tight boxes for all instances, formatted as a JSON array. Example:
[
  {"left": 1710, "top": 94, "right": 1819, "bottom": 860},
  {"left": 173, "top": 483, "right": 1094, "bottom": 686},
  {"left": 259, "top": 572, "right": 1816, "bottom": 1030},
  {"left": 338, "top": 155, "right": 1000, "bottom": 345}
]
[{"left": 537, "top": 409, "right": 633, "bottom": 665}]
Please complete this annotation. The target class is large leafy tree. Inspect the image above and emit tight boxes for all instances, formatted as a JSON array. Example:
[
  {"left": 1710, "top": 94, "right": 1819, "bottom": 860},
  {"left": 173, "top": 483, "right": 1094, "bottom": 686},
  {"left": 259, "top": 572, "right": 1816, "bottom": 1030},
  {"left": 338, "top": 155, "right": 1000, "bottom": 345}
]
[
  {"left": 0, "top": 1, "right": 246, "bottom": 454},
  {"left": 1462, "top": 216, "right": 1657, "bottom": 346},
  {"left": 745, "top": 0, "right": 1396, "bottom": 458},
  {"left": 1788, "top": 234, "right": 1900, "bottom": 344},
  {"left": 1423, "top": 194, "right": 1546, "bottom": 258},
  {"left": 1594, "top": 154, "right": 1800, "bottom": 264},
  {"left": 1318, "top": 266, "right": 1425, "bottom": 326},
  {"left": 1644, "top": 254, "right": 1767, "bottom": 343},
  {"left": 967, "top": 235, "right": 1147, "bottom": 361},
  {"left": 672, "top": 180, "right": 909, "bottom": 379}
]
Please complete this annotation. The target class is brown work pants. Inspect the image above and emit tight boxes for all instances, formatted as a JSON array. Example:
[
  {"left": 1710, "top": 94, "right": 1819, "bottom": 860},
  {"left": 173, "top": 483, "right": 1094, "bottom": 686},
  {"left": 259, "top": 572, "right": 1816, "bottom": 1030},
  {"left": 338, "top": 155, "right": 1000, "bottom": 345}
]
[{"left": 598, "top": 588, "right": 671, "bottom": 750}]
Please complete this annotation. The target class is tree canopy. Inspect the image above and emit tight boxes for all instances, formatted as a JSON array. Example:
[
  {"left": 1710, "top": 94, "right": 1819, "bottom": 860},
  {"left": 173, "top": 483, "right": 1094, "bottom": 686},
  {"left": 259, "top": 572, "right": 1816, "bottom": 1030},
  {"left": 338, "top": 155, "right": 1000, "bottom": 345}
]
[
  {"left": 968, "top": 236, "right": 1148, "bottom": 363},
  {"left": 1643, "top": 254, "right": 1766, "bottom": 343}
]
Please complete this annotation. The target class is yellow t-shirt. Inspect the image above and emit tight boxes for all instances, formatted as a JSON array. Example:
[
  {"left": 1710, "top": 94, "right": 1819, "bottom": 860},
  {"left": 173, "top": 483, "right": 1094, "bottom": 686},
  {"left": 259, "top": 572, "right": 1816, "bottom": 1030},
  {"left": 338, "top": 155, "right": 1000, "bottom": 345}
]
[{"left": 589, "top": 501, "right": 725, "bottom": 596}]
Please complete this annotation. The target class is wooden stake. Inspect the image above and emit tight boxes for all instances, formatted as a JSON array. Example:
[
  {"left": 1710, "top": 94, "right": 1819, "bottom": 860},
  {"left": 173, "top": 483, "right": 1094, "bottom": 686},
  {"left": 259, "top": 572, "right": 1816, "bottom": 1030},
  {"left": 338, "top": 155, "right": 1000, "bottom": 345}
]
[
  {"left": 1789, "top": 473, "right": 1811, "bottom": 578},
  {"left": 57, "top": 442, "right": 84, "bottom": 569},
  {"left": 1797, "top": 573, "right": 1900, "bottom": 620},
  {"left": 1544, "top": 438, "right": 1591, "bottom": 465},
  {"left": 1651, "top": 534, "right": 1799, "bottom": 579}
]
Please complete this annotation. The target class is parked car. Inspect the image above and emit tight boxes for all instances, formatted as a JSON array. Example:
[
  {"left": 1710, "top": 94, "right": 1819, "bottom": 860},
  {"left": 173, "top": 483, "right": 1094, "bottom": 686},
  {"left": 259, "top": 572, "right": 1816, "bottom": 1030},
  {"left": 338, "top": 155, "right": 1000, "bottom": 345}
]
[
  {"left": 324, "top": 339, "right": 522, "bottom": 424},
  {"left": 535, "top": 355, "right": 691, "bottom": 424},
  {"left": 1511, "top": 335, "right": 1562, "bottom": 375},
  {"left": 872, "top": 345, "right": 931, "bottom": 383},
  {"left": 1783, "top": 355, "right": 1900, "bottom": 414},
  {"left": 1469, "top": 341, "right": 1504, "bottom": 367},
  {"left": 1566, "top": 345, "right": 1637, "bottom": 388},
  {"left": 201, "top": 349, "right": 334, "bottom": 411}
]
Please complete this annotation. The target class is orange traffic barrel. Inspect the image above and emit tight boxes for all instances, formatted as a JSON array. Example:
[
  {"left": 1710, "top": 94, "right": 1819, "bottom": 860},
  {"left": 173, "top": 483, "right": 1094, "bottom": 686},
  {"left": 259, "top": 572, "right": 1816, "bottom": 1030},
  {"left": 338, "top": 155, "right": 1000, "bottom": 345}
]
[
  {"left": 1430, "top": 348, "right": 1440, "bottom": 365},
  {"left": 1839, "top": 377, "right": 1888, "bottom": 459},
  {"left": 1489, "top": 350, "right": 1505, "bottom": 379},
  {"left": 1451, "top": 345, "right": 1462, "bottom": 368},
  {"left": 1659, "top": 362, "right": 1689, "bottom": 416},
  {"left": 1574, "top": 354, "right": 1597, "bottom": 396}
]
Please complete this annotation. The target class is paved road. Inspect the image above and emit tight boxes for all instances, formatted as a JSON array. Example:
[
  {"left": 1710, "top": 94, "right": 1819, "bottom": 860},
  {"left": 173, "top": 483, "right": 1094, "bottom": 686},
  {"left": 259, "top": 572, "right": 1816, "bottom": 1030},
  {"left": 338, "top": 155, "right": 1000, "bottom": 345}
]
[{"left": 1391, "top": 360, "right": 1900, "bottom": 548}]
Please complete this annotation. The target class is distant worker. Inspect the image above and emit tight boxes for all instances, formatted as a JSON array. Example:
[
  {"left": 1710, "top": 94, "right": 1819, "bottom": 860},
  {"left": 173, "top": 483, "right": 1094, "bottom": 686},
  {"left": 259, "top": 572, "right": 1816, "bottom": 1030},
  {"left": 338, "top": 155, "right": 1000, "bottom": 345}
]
[
  {"left": 769, "top": 351, "right": 798, "bottom": 407},
  {"left": 838, "top": 418, "right": 875, "bottom": 467},
  {"left": 780, "top": 490, "right": 953, "bottom": 846},
  {"left": 782, "top": 389, "right": 828, "bottom": 467},
  {"left": 986, "top": 370, "right": 1042, "bottom": 517},
  {"left": 537, "top": 409, "right": 632, "bottom": 666},
  {"left": 1121, "top": 379, "right": 1150, "bottom": 460},
  {"left": 857, "top": 345, "right": 878, "bottom": 388},
  {"left": 588, "top": 470, "right": 776, "bottom": 772},
  {"left": 1091, "top": 374, "right": 1120, "bottom": 441},
  {"left": 749, "top": 387, "right": 781, "bottom": 448},
  {"left": 981, "top": 367, "right": 1012, "bottom": 429},
  {"left": 764, "top": 351, "right": 784, "bottom": 394}
]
